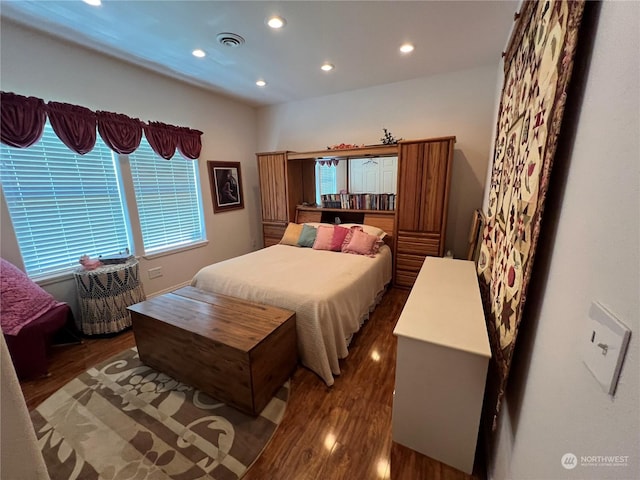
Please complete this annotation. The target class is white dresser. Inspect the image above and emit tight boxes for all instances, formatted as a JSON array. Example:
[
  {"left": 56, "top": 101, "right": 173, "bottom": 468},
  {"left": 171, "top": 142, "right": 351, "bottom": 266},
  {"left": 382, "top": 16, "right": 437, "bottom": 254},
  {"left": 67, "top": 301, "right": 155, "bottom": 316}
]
[{"left": 392, "top": 257, "right": 491, "bottom": 474}]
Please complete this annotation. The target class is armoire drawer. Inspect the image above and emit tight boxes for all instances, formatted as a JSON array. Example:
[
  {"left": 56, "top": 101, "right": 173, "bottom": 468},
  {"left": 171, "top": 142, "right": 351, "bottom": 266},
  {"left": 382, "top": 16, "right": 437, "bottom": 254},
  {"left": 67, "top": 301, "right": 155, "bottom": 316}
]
[
  {"left": 396, "top": 253, "right": 427, "bottom": 272},
  {"left": 263, "top": 223, "right": 287, "bottom": 247},
  {"left": 395, "top": 269, "right": 419, "bottom": 288},
  {"left": 263, "top": 236, "right": 282, "bottom": 247},
  {"left": 395, "top": 253, "right": 428, "bottom": 288},
  {"left": 396, "top": 232, "right": 441, "bottom": 256}
]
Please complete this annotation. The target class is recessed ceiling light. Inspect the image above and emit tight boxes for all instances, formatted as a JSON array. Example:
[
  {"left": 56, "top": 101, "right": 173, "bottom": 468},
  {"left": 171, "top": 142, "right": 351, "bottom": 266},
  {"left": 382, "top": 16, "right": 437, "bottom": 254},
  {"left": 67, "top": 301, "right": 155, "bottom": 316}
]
[
  {"left": 321, "top": 63, "right": 334, "bottom": 72},
  {"left": 256, "top": 80, "right": 267, "bottom": 87},
  {"left": 83, "top": 0, "right": 101, "bottom": 6},
  {"left": 400, "top": 43, "right": 415, "bottom": 54},
  {"left": 266, "top": 16, "right": 286, "bottom": 29},
  {"left": 192, "top": 49, "right": 206, "bottom": 58}
]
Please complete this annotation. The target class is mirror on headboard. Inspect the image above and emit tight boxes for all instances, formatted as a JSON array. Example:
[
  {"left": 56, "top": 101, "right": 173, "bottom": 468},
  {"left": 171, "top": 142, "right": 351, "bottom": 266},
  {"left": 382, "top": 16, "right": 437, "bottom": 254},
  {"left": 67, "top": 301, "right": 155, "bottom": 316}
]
[{"left": 315, "top": 156, "right": 398, "bottom": 205}]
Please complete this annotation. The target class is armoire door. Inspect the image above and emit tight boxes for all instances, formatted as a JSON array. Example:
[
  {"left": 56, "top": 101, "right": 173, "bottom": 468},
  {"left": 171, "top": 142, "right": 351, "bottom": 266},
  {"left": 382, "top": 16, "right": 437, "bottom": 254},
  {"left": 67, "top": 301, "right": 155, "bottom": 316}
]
[
  {"left": 257, "top": 152, "right": 289, "bottom": 223},
  {"left": 257, "top": 152, "right": 289, "bottom": 246}
]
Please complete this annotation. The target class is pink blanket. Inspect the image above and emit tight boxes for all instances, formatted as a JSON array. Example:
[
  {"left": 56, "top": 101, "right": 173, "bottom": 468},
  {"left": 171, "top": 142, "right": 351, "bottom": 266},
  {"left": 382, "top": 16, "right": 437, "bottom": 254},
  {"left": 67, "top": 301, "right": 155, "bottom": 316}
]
[{"left": 1, "top": 259, "right": 63, "bottom": 335}]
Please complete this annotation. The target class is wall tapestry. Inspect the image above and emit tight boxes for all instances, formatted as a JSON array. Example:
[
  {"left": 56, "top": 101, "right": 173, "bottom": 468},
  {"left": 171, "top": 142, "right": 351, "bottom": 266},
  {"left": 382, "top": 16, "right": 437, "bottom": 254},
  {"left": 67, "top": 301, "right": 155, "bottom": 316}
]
[{"left": 477, "top": 0, "right": 586, "bottom": 431}]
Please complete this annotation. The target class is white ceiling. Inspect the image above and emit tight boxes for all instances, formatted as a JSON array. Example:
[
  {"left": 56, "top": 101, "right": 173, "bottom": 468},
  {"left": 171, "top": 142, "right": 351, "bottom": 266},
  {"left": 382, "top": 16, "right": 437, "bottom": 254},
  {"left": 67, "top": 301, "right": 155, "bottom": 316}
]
[{"left": 0, "top": 1, "right": 518, "bottom": 107}]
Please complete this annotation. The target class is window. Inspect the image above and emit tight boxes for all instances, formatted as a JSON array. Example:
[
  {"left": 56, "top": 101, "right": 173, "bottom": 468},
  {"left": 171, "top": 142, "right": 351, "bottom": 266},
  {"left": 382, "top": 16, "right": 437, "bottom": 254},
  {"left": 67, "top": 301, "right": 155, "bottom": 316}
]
[
  {"left": 315, "top": 162, "right": 338, "bottom": 205},
  {"left": 0, "top": 123, "right": 130, "bottom": 278},
  {"left": 128, "top": 139, "right": 204, "bottom": 255},
  {"left": 0, "top": 124, "right": 206, "bottom": 278}
]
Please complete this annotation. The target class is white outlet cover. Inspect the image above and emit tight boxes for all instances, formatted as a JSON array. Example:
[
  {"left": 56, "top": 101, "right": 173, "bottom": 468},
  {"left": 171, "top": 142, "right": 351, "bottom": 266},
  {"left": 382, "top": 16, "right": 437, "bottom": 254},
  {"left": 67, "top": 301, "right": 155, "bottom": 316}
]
[{"left": 583, "top": 302, "right": 631, "bottom": 395}]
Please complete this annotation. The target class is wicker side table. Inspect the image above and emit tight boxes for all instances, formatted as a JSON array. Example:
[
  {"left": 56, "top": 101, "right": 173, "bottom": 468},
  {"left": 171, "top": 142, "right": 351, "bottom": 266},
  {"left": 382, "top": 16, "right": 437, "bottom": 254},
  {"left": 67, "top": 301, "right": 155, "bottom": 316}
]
[{"left": 74, "top": 259, "right": 146, "bottom": 335}]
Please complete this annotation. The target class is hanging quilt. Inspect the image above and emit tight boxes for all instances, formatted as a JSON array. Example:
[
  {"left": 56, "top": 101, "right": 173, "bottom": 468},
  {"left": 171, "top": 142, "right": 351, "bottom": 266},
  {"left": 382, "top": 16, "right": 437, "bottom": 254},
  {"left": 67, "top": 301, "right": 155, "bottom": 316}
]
[{"left": 478, "top": 0, "right": 586, "bottom": 430}]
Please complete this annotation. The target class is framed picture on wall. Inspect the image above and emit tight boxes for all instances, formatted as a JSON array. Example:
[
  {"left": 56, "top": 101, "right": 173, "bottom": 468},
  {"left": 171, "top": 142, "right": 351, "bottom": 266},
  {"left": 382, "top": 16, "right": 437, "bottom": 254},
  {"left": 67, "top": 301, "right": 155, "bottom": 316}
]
[
  {"left": 466, "top": 209, "right": 485, "bottom": 263},
  {"left": 208, "top": 161, "right": 244, "bottom": 213}
]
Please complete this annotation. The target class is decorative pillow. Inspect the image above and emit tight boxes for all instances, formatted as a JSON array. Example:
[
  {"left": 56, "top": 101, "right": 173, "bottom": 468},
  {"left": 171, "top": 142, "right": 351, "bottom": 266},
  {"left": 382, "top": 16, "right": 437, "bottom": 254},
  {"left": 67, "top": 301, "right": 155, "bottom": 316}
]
[
  {"left": 340, "top": 223, "right": 387, "bottom": 239},
  {"left": 340, "top": 225, "right": 364, "bottom": 250},
  {"left": 280, "top": 223, "right": 304, "bottom": 246},
  {"left": 342, "top": 228, "right": 381, "bottom": 257},
  {"left": 330, "top": 226, "right": 351, "bottom": 251},
  {"left": 297, "top": 224, "right": 318, "bottom": 247},
  {"left": 312, "top": 225, "right": 335, "bottom": 250}
]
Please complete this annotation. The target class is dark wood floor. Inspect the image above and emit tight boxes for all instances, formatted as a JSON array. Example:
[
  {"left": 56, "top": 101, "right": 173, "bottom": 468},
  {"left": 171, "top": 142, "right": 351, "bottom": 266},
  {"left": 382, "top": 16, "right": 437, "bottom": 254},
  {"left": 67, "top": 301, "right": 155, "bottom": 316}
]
[{"left": 20, "top": 287, "right": 485, "bottom": 480}]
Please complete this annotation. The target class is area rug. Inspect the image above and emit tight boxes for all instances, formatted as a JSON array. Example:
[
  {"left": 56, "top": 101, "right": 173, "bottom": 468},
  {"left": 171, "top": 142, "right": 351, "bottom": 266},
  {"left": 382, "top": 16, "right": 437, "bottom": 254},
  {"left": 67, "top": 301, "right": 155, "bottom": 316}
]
[{"left": 30, "top": 348, "right": 289, "bottom": 479}]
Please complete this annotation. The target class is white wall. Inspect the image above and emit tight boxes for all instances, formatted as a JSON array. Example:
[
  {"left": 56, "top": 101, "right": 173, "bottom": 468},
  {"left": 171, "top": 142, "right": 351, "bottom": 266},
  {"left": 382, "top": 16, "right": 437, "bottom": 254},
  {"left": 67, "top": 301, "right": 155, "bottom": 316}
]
[
  {"left": 0, "top": 21, "right": 260, "bottom": 313},
  {"left": 256, "top": 64, "right": 500, "bottom": 257},
  {"left": 1, "top": 337, "right": 49, "bottom": 479},
  {"left": 489, "top": 2, "right": 640, "bottom": 479}
]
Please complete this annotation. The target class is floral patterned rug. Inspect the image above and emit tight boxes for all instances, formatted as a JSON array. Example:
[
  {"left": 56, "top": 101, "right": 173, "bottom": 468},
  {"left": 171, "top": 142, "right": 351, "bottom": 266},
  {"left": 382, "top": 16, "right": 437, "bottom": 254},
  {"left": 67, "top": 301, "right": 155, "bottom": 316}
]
[{"left": 30, "top": 348, "right": 289, "bottom": 479}]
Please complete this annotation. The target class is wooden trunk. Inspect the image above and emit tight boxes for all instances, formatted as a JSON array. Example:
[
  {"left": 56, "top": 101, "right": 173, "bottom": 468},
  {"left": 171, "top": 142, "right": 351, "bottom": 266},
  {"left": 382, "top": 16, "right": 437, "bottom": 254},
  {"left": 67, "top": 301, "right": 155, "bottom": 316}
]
[{"left": 128, "top": 286, "right": 297, "bottom": 415}]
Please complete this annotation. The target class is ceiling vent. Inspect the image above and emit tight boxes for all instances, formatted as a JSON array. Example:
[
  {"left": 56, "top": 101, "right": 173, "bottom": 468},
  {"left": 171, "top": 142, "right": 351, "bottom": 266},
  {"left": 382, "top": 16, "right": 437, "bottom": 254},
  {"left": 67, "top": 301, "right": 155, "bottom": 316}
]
[{"left": 216, "top": 32, "right": 245, "bottom": 48}]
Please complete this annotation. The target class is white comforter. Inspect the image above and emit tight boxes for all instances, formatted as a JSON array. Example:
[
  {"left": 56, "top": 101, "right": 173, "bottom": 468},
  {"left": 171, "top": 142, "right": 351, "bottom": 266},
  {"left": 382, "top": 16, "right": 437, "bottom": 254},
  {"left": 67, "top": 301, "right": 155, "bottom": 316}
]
[{"left": 191, "top": 244, "right": 392, "bottom": 385}]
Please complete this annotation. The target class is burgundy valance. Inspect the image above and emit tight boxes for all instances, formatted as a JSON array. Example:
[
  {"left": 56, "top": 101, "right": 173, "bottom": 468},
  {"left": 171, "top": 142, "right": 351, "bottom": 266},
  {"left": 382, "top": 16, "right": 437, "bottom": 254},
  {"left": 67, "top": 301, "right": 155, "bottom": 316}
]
[
  {"left": 47, "top": 102, "right": 97, "bottom": 155},
  {"left": 143, "top": 121, "right": 178, "bottom": 160},
  {"left": 177, "top": 126, "right": 203, "bottom": 160},
  {"left": 0, "top": 92, "right": 47, "bottom": 148},
  {"left": 96, "top": 111, "right": 143, "bottom": 155},
  {"left": 0, "top": 91, "right": 202, "bottom": 160}
]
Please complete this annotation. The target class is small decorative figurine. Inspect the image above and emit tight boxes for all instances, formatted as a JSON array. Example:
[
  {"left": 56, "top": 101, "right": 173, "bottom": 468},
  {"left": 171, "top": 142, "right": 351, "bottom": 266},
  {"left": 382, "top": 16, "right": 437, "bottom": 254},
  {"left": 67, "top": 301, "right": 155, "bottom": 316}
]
[
  {"left": 79, "top": 255, "right": 103, "bottom": 270},
  {"left": 381, "top": 128, "right": 401, "bottom": 145}
]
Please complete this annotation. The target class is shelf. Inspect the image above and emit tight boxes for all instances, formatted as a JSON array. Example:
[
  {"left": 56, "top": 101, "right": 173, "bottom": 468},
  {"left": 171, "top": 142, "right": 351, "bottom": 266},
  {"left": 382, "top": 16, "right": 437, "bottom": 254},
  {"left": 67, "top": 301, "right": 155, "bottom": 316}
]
[
  {"left": 287, "top": 144, "right": 398, "bottom": 161},
  {"left": 296, "top": 206, "right": 395, "bottom": 215}
]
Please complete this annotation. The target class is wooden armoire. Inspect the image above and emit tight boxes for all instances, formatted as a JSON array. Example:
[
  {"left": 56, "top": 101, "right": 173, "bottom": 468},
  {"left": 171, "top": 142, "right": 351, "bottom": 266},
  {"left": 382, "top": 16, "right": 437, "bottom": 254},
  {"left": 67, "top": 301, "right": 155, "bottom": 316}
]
[
  {"left": 393, "top": 137, "right": 455, "bottom": 288},
  {"left": 256, "top": 136, "right": 455, "bottom": 289}
]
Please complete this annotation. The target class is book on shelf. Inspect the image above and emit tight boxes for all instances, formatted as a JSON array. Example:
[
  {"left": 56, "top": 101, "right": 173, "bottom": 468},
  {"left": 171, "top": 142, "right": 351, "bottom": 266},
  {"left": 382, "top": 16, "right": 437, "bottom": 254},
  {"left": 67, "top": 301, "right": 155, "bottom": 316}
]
[{"left": 320, "top": 193, "right": 395, "bottom": 211}]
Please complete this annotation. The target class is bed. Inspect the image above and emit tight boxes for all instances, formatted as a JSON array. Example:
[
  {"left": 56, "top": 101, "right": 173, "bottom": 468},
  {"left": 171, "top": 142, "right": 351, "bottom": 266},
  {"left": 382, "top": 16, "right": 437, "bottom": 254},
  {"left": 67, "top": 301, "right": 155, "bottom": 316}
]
[{"left": 191, "top": 228, "right": 392, "bottom": 386}]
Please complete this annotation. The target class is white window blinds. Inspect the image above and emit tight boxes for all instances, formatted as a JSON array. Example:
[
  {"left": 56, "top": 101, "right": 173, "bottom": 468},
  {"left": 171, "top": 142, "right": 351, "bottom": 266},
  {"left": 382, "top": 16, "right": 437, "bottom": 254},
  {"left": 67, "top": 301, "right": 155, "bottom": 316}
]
[
  {"left": 128, "top": 139, "right": 204, "bottom": 255},
  {"left": 0, "top": 122, "right": 131, "bottom": 278}
]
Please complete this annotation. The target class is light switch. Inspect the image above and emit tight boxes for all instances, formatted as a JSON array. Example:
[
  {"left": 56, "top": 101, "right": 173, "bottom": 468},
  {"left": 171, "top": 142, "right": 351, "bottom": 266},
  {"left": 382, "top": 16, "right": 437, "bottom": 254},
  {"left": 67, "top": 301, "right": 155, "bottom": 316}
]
[{"left": 583, "top": 302, "right": 631, "bottom": 395}]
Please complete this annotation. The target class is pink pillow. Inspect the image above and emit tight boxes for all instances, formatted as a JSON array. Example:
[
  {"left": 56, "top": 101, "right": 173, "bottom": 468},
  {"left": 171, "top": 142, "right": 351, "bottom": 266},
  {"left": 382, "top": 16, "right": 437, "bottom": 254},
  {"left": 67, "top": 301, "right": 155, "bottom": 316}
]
[
  {"left": 340, "top": 225, "right": 363, "bottom": 250},
  {"left": 342, "top": 229, "right": 380, "bottom": 257},
  {"left": 330, "top": 226, "right": 351, "bottom": 251},
  {"left": 312, "top": 225, "right": 335, "bottom": 250}
]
